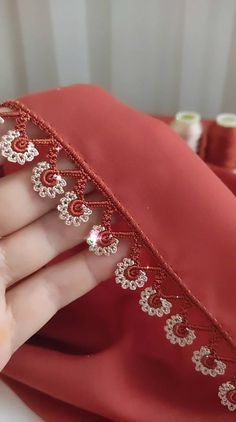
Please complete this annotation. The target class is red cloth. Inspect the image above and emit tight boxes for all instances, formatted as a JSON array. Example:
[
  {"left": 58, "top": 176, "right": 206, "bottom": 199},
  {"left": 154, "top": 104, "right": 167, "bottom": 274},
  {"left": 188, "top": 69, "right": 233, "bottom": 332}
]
[{"left": 1, "top": 85, "right": 236, "bottom": 421}]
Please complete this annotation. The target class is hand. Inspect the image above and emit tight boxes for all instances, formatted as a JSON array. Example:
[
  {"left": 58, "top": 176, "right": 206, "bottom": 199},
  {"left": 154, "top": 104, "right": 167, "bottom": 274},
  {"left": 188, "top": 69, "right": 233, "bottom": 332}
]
[{"left": 0, "top": 118, "right": 127, "bottom": 371}]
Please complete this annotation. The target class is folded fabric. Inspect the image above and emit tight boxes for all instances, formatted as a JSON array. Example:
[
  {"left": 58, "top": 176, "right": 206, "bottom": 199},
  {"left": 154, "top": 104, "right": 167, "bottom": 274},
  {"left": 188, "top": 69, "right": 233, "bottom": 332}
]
[{"left": 1, "top": 85, "right": 236, "bottom": 421}]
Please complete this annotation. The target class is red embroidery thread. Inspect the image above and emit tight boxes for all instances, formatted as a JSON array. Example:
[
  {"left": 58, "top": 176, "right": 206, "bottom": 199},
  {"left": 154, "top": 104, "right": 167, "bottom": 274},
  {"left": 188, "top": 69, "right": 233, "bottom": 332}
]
[{"left": 1, "top": 101, "right": 236, "bottom": 411}]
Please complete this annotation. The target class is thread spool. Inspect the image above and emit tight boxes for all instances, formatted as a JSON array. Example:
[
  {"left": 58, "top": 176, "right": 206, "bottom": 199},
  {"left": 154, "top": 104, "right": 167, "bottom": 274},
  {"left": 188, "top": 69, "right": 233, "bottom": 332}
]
[
  {"left": 170, "top": 111, "right": 203, "bottom": 153},
  {"left": 202, "top": 113, "right": 236, "bottom": 169}
]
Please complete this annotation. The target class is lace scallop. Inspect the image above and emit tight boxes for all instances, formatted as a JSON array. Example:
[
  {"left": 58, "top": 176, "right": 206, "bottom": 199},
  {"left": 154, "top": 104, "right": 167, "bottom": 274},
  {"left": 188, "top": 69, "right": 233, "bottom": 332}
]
[{"left": 1, "top": 100, "right": 236, "bottom": 412}]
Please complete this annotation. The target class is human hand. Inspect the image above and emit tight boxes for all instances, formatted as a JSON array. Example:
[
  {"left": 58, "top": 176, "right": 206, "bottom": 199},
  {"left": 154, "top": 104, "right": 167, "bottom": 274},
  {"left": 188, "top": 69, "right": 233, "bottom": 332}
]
[{"left": 0, "top": 118, "right": 127, "bottom": 371}]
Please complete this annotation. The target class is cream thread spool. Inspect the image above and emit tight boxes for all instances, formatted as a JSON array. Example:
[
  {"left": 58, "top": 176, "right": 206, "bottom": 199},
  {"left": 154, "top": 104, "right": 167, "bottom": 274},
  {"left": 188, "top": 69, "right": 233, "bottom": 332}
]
[
  {"left": 0, "top": 107, "right": 13, "bottom": 125},
  {"left": 216, "top": 113, "right": 236, "bottom": 128},
  {"left": 170, "top": 111, "right": 202, "bottom": 153}
]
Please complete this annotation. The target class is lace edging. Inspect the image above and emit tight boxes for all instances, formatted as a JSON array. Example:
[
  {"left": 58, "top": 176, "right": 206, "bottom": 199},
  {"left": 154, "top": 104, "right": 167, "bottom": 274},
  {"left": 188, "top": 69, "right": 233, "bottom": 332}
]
[{"left": 1, "top": 101, "right": 236, "bottom": 412}]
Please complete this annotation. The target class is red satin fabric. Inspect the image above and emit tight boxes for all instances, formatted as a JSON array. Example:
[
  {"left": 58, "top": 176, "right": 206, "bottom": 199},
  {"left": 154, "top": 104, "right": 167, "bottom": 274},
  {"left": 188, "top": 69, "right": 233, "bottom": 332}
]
[{"left": 2, "top": 85, "right": 236, "bottom": 421}]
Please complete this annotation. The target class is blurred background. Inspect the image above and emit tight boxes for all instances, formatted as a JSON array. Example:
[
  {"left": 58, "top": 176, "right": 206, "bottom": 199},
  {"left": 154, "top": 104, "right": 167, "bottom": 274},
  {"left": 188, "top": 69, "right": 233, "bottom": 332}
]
[{"left": 0, "top": 0, "right": 236, "bottom": 117}]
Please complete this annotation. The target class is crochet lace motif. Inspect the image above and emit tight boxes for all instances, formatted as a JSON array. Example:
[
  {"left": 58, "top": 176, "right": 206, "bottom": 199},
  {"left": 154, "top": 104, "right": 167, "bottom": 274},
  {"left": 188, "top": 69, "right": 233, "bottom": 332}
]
[{"left": 1, "top": 101, "right": 236, "bottom": 412}]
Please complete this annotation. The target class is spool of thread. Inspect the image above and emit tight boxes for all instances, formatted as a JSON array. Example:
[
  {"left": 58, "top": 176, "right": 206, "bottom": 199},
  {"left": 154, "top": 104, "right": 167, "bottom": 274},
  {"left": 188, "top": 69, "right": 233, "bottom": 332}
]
[
  {"left": 202, "top": 113, "right": 236, "bottom": 169},
  {"left": 170, "top": 111, "right": 203, "bottom": 153}
]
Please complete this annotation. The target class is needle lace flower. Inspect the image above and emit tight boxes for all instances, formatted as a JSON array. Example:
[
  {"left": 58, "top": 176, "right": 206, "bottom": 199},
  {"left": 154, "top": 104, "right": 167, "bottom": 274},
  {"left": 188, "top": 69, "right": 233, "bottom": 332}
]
[
  {"left": 139, "top": 287, "right": 172, "bottom": 316},
  {"left": 87, "top": 225, "right": 119, "bottom": 256},
  {"left": 0, "top": 130, "right": 38, "bottom": 165},
  {"left": 57, "top": 190, "right": 92, "bottom": 226},
  {"left": 115, "top": 258, "right": 147, "bottom": 290},
  {"left": 218, "top": 382, "right": 236, "bottom": 411},
  {"left": 192, "top": 346, "right": 226, "bottom": 377},
  {"left": 164, "top": 314, "right": 196, "bottom": 347},
  {"left": 31, "top": 161, "right": 67, "bottom": 198}
]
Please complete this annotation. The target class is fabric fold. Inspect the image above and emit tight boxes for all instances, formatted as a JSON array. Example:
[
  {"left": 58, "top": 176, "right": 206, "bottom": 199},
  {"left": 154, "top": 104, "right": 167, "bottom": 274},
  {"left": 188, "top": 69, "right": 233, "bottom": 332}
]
[{"left": 1, "top": 84, "right": 236, "bottom": 420}]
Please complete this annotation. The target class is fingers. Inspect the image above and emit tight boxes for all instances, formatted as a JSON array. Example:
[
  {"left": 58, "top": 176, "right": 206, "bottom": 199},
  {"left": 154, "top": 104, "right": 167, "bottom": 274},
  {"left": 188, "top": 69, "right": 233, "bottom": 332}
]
[
  {"left": 0, "top": 117, "right": 91, "bottom": 236},
  {"left": 0, "top": 162, "right": 93, "bottom": 237},
  {"left": 0, "top": 109, "right": 17, "bottom": 165},
  {"left": 7, "top": 241, "right": 128, "bottom": 352},
  {"left": 0, "top": 167, "right": 57, "bottom": 236},
  {"left": 1, "top": 192, "right": 102, "bottom": 288}
]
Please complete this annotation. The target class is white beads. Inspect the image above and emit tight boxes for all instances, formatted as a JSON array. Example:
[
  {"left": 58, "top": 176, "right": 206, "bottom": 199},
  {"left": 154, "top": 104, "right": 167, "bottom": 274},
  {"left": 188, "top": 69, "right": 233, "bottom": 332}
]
[
  {"left": 139, "top": 287, "right": 172, "bottom": 317},
  {"left": 218, "top": 382, "right": 236, "bottom": 411},
  {"left": 0, "top": 130, "right": 39, "bottom": 165},
  {"left": 192, "top": 346, "right": 226, "bottom": 377},
  {"left": 31, "top": 161, "right": 66, "bottom": 198},
  {"left": 164, "top": 314, "right": 196, "bottom": 347},
  {"left": 87, "top": 225, "right": 119, "bottom": 256},
  {"left": 115, "top": 258, "right": 147, "bottom": 290},
  {"left": 57, "top": 190, "right": 92, "bottom": 226}
]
